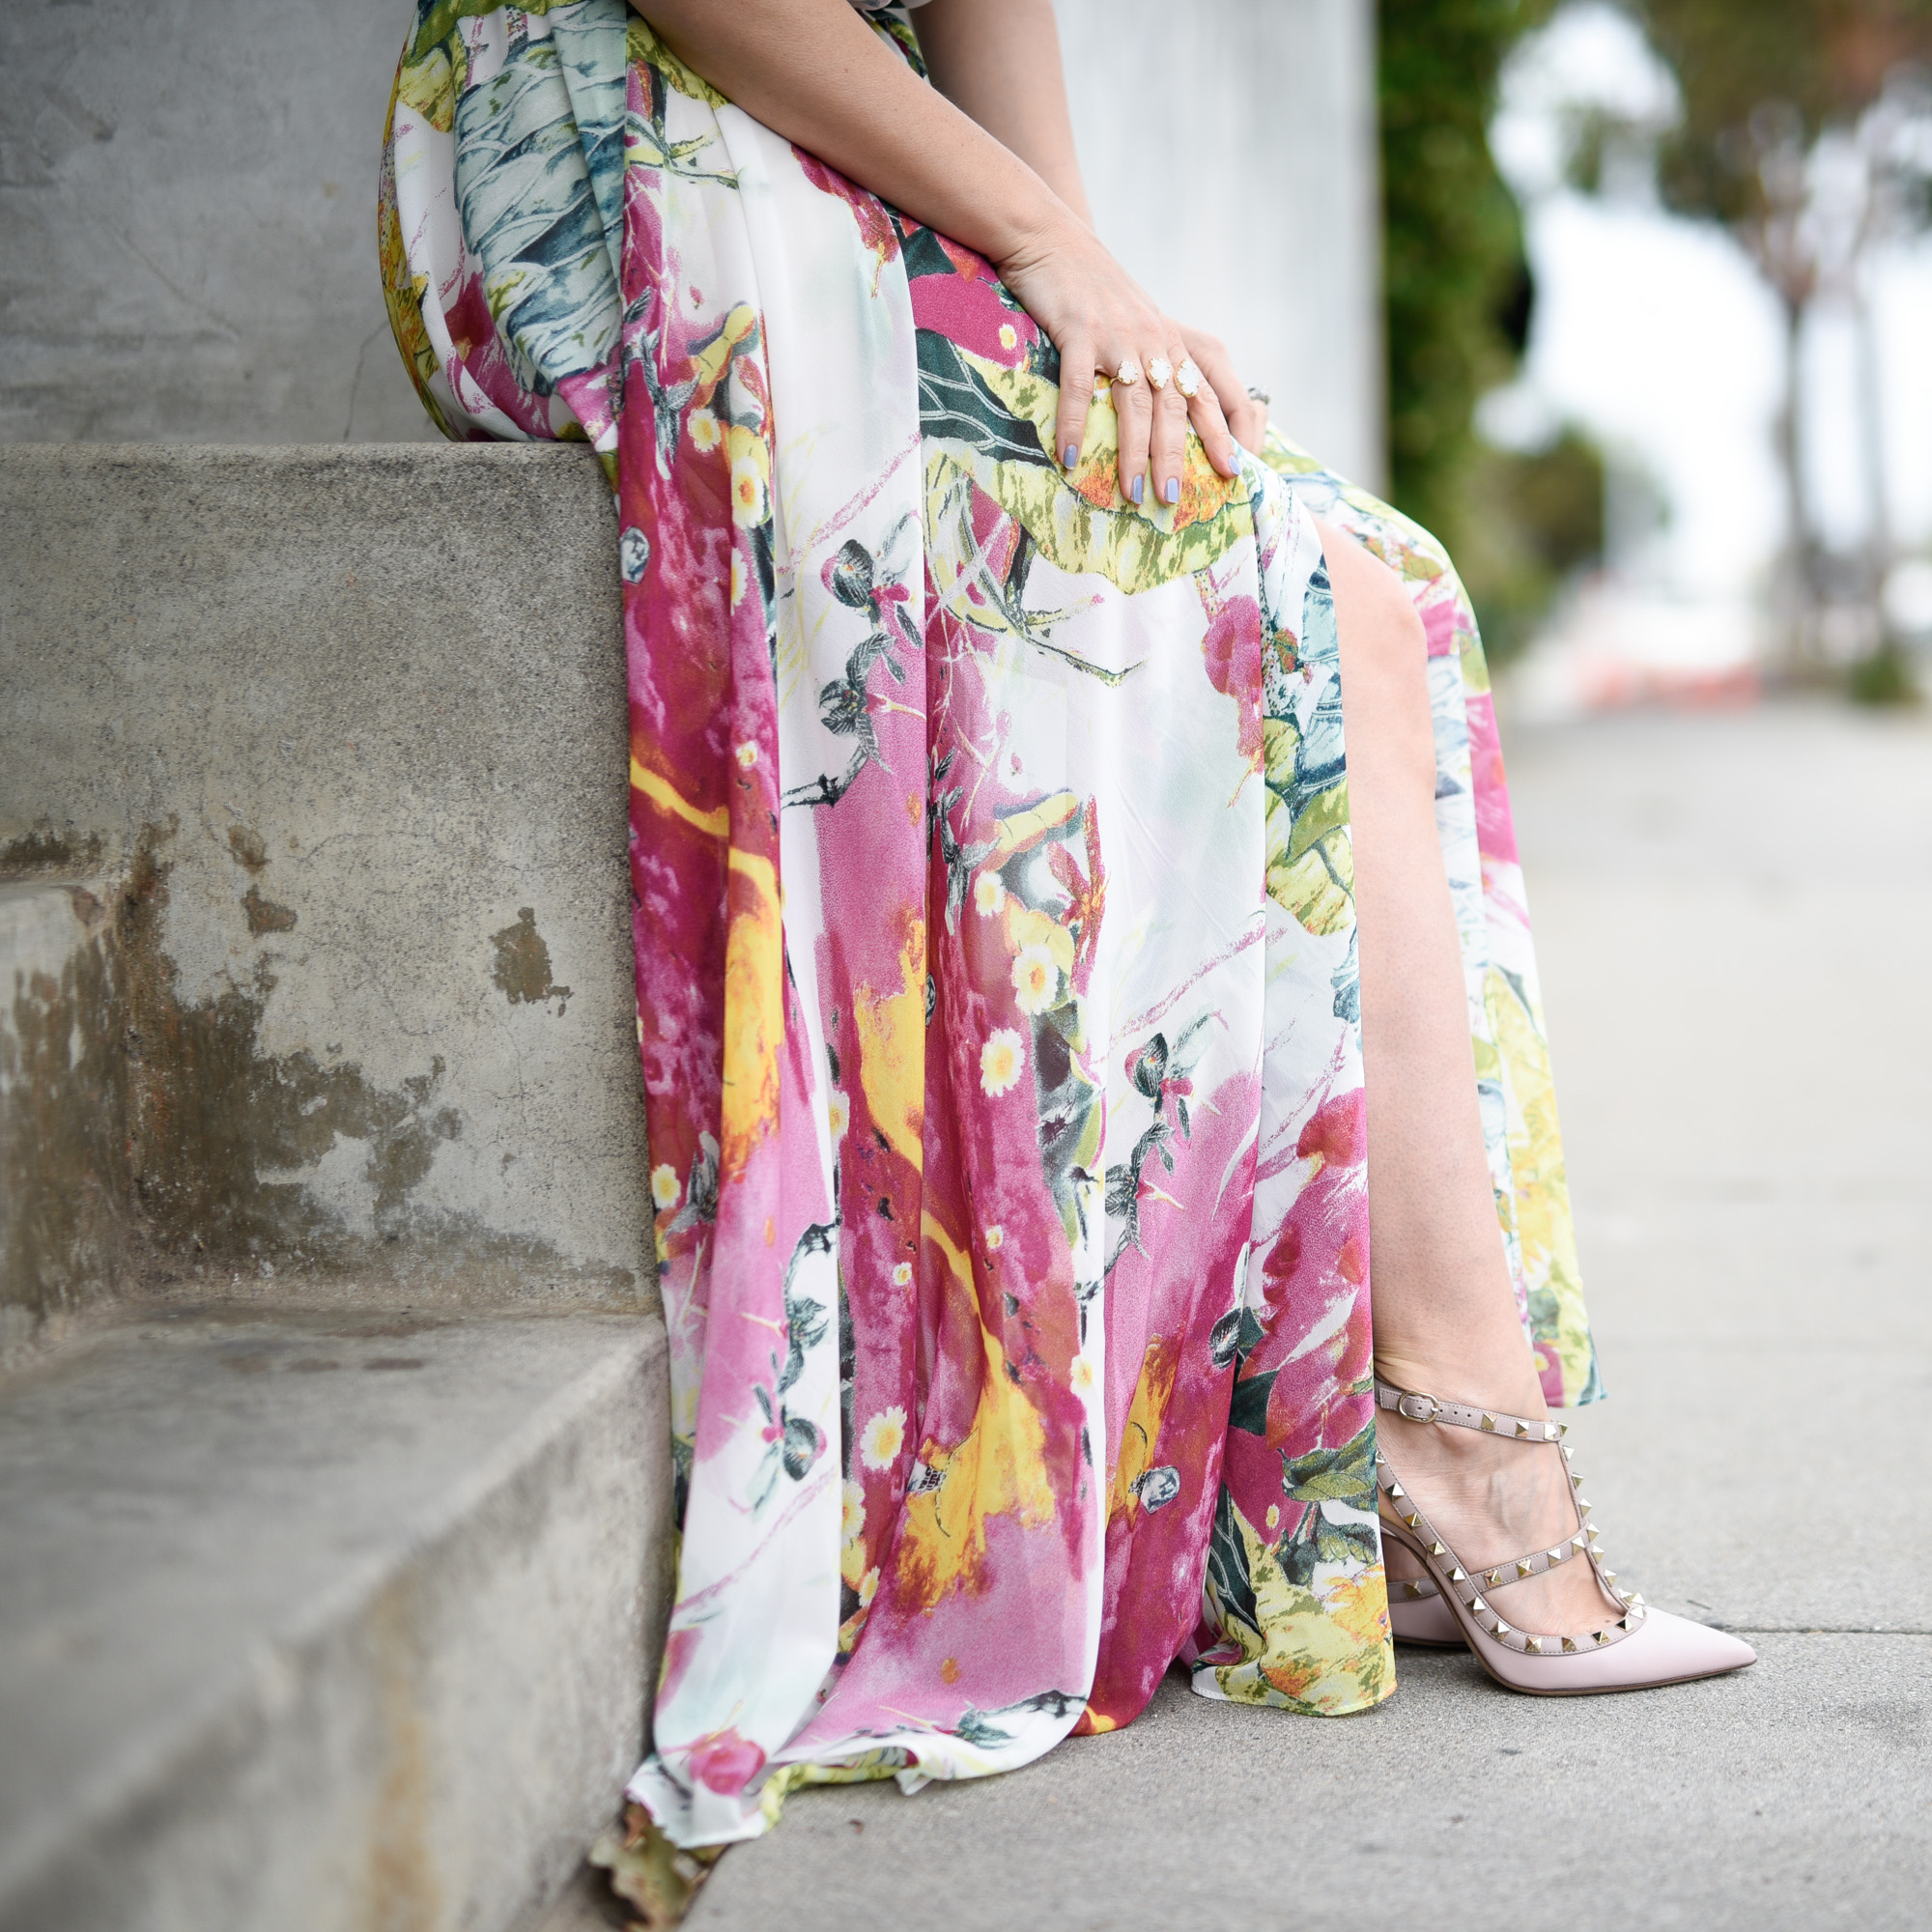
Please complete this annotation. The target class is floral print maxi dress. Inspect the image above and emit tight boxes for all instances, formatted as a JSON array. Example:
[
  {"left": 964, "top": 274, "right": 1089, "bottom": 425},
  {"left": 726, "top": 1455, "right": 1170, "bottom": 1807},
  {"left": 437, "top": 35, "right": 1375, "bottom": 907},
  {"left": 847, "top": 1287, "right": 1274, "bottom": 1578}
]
[{"left": 381, "top": 0, "right": 1600, "bottom": 1848}]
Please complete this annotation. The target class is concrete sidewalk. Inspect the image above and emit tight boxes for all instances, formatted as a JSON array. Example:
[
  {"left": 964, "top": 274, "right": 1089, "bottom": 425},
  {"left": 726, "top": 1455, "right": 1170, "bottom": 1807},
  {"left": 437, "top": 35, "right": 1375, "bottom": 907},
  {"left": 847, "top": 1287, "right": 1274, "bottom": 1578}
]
[{"left": 688, "top": 698, "right": 1932, "bottom": 1930}]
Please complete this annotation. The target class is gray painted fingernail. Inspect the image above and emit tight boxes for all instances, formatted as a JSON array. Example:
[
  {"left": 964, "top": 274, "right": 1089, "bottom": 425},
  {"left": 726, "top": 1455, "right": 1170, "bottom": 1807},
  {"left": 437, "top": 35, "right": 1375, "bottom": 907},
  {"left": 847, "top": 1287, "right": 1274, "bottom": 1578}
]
[
  {"left": 1064, "top": 441, "right": 1079, "bottom": 469},
  {"left": 1130, "top": 474, "right": 1144, "bottom": 505},
  {"left": 1163, "top": 475, "right": 1179, "bottom": 505}
]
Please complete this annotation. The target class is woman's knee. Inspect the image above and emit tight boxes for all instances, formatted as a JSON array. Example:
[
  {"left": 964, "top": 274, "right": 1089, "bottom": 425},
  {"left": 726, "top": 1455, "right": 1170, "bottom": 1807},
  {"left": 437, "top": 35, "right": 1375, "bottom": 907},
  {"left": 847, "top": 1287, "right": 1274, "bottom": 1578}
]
[{"left": 1317, "top": 518, "right": 1433, "bottom": 779}]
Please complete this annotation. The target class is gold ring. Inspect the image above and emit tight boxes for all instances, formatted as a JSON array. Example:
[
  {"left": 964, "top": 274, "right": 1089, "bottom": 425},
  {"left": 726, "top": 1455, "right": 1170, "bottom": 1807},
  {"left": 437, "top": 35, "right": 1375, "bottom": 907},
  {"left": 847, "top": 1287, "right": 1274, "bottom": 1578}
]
[
  {"left": 1175, "top": 358, "right": 1202, "bottom": 399},
  {"left": 1146, "top": 355, "right": 1173, "bottom": 391},
  {"left": 1114, "top": 357, "right": 1141, "bottom": 387}
]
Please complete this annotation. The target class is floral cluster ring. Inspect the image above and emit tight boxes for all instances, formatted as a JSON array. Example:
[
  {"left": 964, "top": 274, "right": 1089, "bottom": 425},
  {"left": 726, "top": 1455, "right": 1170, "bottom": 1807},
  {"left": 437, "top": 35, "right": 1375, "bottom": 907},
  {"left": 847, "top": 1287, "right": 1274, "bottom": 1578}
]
[
  {"left": 1146, "top": 355, "right": 1174, "bottom": 391},
  {"left": 1114, "top": 356, "right": 1141, "bottom": 387},
  {"left": 1175, "top": 357, "right": 1203, "bottom": 399}
]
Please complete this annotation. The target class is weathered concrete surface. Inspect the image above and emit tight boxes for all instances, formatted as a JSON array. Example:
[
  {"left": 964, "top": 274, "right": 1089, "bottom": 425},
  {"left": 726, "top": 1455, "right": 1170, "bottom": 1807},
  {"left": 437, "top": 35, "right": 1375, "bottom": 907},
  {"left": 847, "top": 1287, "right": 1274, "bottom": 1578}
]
[
  {"left": 0, "top": 443, "right": 645, "bottom": 1345},
  {"left": 0, "top": 0, "right": 437, "bottom": 444},
  {"left": 691, "top": 1642, "right": 1930, "bottom": 1932},
  {"left": 0, "top": 1306, "right": 672, "bottom": 1932},
  {"left": 683, "top": 697, "right": 1932, "bottom": 1929}
]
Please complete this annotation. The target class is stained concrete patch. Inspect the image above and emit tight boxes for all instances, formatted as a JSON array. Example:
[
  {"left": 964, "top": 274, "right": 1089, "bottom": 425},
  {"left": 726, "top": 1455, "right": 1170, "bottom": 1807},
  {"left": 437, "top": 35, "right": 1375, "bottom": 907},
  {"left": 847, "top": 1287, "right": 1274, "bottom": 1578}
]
[
  {"left": 0, "top": 443, "right": 649, "bottom": 1344},
  {"left": 494, "top": 907, "right": 573, "bottom": 1013}
]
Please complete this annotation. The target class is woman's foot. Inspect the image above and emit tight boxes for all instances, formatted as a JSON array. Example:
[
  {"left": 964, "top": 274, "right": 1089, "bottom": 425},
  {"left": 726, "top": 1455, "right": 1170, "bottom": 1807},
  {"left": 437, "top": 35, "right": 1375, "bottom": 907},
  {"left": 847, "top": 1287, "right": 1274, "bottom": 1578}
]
[{"left": 1376, "top": 1400, "right": 1616, "bottom": 1637}]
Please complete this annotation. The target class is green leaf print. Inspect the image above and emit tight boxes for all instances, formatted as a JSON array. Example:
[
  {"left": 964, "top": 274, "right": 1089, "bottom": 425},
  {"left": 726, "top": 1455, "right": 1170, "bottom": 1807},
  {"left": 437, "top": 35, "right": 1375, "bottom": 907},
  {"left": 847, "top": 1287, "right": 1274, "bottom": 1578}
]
[
  {"left": 1228, "top": 1369, "right": 1275, "bottom": 1437},
  {"left": 455, "top": 27, "right": 623, "bottom": 384},
  {"left": 1205, "top": 1483, "right": 1263, "bottom": 1641},
  {"left": 1280, "top": 1425, "right": 1377, "bottom": 1509}
]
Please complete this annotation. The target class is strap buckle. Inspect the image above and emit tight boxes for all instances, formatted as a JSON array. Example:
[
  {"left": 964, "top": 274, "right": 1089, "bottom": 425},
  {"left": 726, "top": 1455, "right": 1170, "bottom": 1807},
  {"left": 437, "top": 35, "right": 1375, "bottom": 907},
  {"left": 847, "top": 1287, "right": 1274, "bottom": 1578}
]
[{"left": 1396, "top": 1390, "right": 1442, "bottom": 1423}]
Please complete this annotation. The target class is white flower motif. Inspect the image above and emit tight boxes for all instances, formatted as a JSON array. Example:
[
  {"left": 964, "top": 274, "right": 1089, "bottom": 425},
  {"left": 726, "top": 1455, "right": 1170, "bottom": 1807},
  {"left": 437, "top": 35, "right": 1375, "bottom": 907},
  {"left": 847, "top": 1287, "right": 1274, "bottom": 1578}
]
[
  {"left": 650, "top": 1163, "right": 681, "bottom": 1212},
  {"left": 860, "top": 1406, "right": 906, "bottom": 1472},
  {"left": 841, "top": 1479, "right": 867, "bottom": 1544},
  {"left": 729, "top": 552, "right": 747, "bottom": 609},
  {"left": 892, "top": 1261, "right": 914, "bottom": 1288},
  {"left": 859, "top": 1566, "right": 879, "bottom": 1606},
  {"left": 687, "top": 407, "right": 722, "bottom": 452},
  {"left": 1011, "top": 943, "right": 1059, "bottom": 1015},
  {"left": 980, "top": 1028, "right": 1024, "bottom": 1097},
  {"left": 998, "top": 323, "right": 1018, "bottom": 351},
  {"left": 985, "top": 1225, "right": 1004, "bottom": 1252},
  {"left": 735, "top": 740, "right": 758, "bottom": 770},
  {"left": 1265, "top": 1503, "right": 1281, "bottom": 1532},
  {"left": 828, "top": 1089, "right": 850, "bottom": 1140},
  {"left": 1068, "top": 1352, "right": 1096, "bottom": 1395},
  {"left": 973, "top": 871, "right": 1007, "bottom": 918}
]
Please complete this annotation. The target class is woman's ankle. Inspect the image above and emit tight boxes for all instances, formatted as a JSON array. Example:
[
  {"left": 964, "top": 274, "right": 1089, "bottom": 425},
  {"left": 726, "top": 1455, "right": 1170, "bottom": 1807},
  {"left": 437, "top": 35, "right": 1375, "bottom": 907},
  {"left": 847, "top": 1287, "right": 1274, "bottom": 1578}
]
[{"left": 1372, "top": 1344, "right": 1549, "bottom": 1424}]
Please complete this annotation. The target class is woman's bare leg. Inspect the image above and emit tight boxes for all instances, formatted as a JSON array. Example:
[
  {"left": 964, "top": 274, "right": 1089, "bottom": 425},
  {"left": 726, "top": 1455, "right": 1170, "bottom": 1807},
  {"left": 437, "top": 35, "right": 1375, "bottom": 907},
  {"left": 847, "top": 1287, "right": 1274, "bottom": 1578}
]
[{"left": 1317, "top": 518, "right": 1607, "bottom": 1634}]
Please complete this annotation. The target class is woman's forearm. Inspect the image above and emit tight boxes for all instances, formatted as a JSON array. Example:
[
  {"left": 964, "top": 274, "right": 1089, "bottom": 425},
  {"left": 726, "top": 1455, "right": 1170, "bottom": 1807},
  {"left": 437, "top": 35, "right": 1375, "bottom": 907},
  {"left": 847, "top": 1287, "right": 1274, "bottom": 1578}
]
[
  {"left": 634, "top": 0, "right": 1078, "bottom": 265},
  {"left": 910, "top": 0, "right": 1091, "bottom": 225}
]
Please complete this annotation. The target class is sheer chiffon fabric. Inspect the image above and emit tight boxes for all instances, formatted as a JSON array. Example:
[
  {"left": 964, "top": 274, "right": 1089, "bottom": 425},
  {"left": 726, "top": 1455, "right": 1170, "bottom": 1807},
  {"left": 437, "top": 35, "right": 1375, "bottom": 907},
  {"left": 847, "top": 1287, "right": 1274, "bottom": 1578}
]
[{"left": 380, "top": 0, "right": 1598, "bottom": 1846}]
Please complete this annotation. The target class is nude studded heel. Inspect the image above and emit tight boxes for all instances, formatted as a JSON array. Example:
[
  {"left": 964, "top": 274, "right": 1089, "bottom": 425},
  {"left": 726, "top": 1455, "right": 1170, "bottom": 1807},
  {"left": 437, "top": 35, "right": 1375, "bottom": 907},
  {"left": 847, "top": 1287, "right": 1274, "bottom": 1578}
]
[{"left": 1373, "top": 1377, "right": 1756, "bottom": 1693}]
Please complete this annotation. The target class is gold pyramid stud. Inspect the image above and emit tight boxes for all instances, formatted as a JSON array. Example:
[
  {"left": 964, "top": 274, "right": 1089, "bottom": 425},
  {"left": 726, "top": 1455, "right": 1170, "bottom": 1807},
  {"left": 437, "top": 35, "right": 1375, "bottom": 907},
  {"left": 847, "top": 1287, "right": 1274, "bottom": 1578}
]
[
  {"left": 1601, "top": 1571, "right": 1617, "bottom": 1586},
  {"left": 1545, "top": 1422, "right": 1560, "bottom": 1440},
  {"left": 1429, "top": 1541, "right": 1447, "bottom": 1557},
  {"left": 1480, "top": 1412, "right": 1498, "bottom": 1431},
  {"left": 1486, "top": 1569, "right": 1504, "bottom": 1588},
  {"left": 1403, "top": 1511, "right": 1422, "bottom": 1528},
  {"left": 1562, "top": 1636, "right": 1579, "bottom": 1654},
  {"left": 1548, "top": 1548, "right": 1566, "bottom": 1565},
  {"left": 1570, "top": 1471, "right": 1583, "bottom": 1488},
  {"left": 1471, "top": 1596, "right": 1489, "bottom": 1614},
  {"left": 1570, "top": 1534, "right": 1589, "bottom": 1553},
  {"left": 1593, "top": 1629, "right": 1611, "bottom": 1646},
  {"left": 1448, "top": 1566, "right": 1466, "bottom": 1582},
  {"left": 1576, "top": 1497, "right": 1592, "bottom": 1513},
  {"left": 1621, "top": 1615, "right": 1636, "bottom": 1632},
  {"left": 1562, "top": 1444, "right": 1574, "bottom": 1461},
  {"left": 1388, "top": 1482, "right": 1405, "bottom": 1499},
  {"left": 1406, "top": 1580, "right": 1424, "bottom": 1598},
  {"left": 1631, "top": 1593, "right": 1646, "bottom": 1609},
  {"left": 1515, "top": 1419, "right": 1533, "bottom": 1437},
  {"left": 1494, "top": 1619, "right": 1513, "bottom": 1636},
  {"left": 1517, "top": 1559, "right": 1535, "bottom": 1578},
  {"left": 1524, "top": 1634, "right": 1543, "bottom": 1653}
]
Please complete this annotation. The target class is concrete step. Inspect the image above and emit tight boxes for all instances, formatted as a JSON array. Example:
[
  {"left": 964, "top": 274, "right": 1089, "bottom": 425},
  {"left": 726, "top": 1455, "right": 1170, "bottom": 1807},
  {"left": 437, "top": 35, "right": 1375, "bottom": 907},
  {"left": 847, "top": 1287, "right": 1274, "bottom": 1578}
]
[
  {"left": 0, "top": 442, "right": 644, "bottom": 1350},
  {"left": 0, "top": 1304, "right": 670, "bottom": 1932},
  {"left": 1, "top": 444, "right": 671, "bottom": 1932}
]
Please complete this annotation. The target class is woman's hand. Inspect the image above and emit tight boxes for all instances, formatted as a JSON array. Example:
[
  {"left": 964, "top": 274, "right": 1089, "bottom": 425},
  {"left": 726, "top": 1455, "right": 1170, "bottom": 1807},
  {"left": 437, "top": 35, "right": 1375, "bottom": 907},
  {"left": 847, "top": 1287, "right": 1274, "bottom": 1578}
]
[{"left": 994, "top": 210, "right": 1268, "bottom": 506}]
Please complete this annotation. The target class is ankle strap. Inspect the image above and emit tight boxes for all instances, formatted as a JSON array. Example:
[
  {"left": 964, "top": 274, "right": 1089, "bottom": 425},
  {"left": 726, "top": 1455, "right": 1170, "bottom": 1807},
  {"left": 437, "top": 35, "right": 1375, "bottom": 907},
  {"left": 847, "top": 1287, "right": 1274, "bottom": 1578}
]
[{"left": 1375, "top": 1377, "right": 1565, "bottom": 1442}]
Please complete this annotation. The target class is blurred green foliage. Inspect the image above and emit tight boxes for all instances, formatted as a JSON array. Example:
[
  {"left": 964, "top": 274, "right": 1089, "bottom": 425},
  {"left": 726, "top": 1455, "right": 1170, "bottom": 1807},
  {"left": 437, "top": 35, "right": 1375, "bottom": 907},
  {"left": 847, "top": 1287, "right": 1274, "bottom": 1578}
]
[{"left": 1378, "top": 0, "right": 1602, "bottom": 662}]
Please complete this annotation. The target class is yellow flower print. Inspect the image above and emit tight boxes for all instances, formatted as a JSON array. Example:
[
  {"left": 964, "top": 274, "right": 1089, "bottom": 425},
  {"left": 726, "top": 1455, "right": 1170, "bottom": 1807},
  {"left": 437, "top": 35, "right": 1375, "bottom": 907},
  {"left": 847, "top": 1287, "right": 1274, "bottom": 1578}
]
[
  {"left": 1069, "top": 1353, "right": 1096, "bottom": 1395},
  {"left": 859, "top": 1566, "right": 879, "bottom": 1607},
  {"left": 980, "top": 1028, "right": 1025, "bottom": 1097},
  {"left": 973, "top": 871, "right": 1006, "bottom": 918},
  {"left": 726, "top": 422, "right": 770, "bottom": 527},
  {"left": 828, "top": 1089, "right": 850, "bottom": 1140},
  {"left": 687, "top": 406, "right": 722, "bottom": 452},
  {"left": 1265, "top": 1503, "right": 1281, "bottom": 1532},
  {"left": 892, "top": 1261, "right": 914, "bottom": 1288},
  {"left": 1011, "top": 942, "right": 1059, "bottom": 1015},
  {"left": 860, "top": 1405, "right": 906, "bottom": 1471},
  {"left": 841, "top": 1478, "right": 867, "bottom": 1544},
  {"left": 735, "top": 740, "right": 758, "bottom": 769},
  {"left": 650, "top": 1163, "right": 681, "bottom": 1212},
  {"left": 985, "top": 1225, "right": 1004, "bottom": 1251}
]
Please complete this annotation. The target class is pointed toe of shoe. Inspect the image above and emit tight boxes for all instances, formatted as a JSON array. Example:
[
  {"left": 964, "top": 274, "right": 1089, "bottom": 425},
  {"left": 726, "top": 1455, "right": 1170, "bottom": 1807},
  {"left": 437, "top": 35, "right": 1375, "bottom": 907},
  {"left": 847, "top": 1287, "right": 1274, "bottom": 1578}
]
[{"left": 1619, "top": 1606, "right": 1756, "bottom": 1687}]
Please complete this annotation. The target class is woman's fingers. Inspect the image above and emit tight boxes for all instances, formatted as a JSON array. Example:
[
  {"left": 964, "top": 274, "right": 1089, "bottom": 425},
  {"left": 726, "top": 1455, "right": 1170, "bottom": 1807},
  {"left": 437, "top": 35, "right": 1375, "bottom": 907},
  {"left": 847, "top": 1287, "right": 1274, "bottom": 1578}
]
[
  {"left": 1182, "top": 327, "right": 1266, "bottom": 455},
  {"left": 1149, "top": 345, "right": 1189, "bottom": 504},
  {"left": 1054, "top": 331, "right": 1094, "bottom": 472},
  {"left": 1184, "top": 370, "right": 1240, "bottom": 479},
  {"left": 1111, "top": 357, "right": 1152, "bottom": 504}
]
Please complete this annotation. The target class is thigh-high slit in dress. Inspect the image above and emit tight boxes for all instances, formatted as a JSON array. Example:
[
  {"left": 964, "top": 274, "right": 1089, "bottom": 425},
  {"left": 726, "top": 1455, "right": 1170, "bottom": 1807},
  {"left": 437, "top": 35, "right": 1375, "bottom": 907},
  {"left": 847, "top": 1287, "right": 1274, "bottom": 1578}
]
[{"left": 380, "top": 0, "right": 1601, "bottom": 1847}]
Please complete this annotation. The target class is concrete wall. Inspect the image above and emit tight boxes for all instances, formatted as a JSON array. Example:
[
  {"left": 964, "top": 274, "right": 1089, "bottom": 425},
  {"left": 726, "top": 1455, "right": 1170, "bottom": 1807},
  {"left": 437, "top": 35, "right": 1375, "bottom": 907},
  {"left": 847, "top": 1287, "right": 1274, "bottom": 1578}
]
[
  {"left": 0, "top": 443, "right": 646, "bottom": 1350},
  {"left": 0, "top": 0, "right": 1384, "bottom": 484},
  {"left": 1055, "top": 0, "right": 1386, "bottom": 491}
]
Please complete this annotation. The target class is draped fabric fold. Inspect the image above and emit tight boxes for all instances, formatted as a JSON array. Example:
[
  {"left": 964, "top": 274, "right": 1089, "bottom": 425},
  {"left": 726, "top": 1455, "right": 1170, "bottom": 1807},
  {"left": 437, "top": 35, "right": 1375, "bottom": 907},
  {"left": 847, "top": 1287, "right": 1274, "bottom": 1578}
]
[{"left": 382, "top": 0, "right": 1598, "bottom": 1849}]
